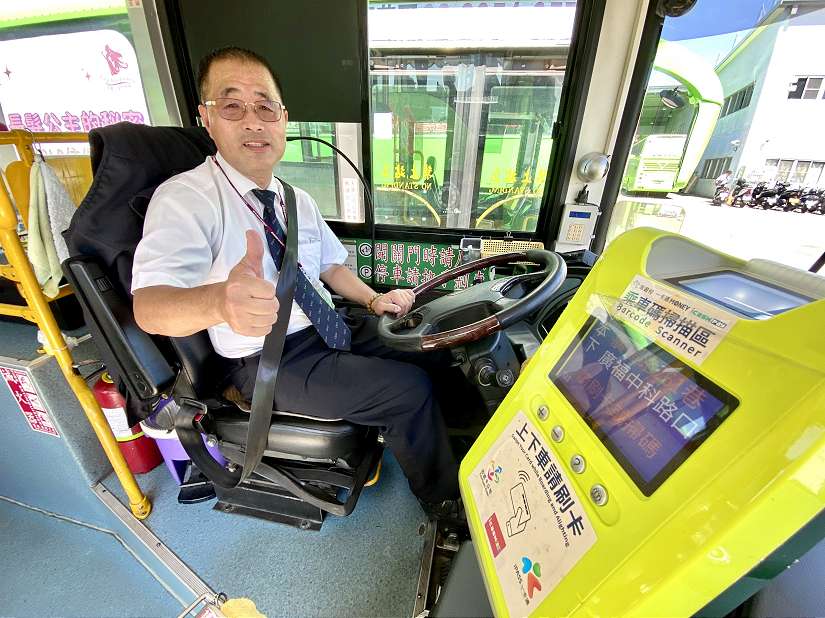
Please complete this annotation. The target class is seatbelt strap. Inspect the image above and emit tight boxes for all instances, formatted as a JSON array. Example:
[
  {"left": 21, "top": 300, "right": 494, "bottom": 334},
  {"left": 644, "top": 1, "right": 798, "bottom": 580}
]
[
  {"left": 175, "top": 179, "right": 298, "bottom": 488},
  {"left": 175, "top": 398, "right": 240, "bottom": 488},
  {"left": 241, "top": 179, "right": 299, "bottom": 482}
]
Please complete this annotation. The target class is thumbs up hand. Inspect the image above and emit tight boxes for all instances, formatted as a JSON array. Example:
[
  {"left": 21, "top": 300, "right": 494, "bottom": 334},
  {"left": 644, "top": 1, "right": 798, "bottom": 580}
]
[{"left": 220, "top": 230, "right": 279, "bottom": 337}]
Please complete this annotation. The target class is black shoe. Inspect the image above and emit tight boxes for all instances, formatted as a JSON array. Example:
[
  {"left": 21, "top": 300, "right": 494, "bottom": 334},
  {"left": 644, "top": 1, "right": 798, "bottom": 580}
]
[{"left": 418, "top": 497, "right": 465, "bottom": 522}]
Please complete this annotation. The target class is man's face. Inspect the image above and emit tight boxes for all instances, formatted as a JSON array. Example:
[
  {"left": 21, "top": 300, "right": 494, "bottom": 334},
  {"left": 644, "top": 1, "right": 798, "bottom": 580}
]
[{"left": 197, "top": 58, "right": 288, "bottom": 185}]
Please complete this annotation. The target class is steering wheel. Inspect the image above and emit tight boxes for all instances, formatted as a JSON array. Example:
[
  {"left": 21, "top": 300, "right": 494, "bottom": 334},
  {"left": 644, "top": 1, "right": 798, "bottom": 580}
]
[{"left": 378, "top": 250, "right": 567, "bottom": 351}]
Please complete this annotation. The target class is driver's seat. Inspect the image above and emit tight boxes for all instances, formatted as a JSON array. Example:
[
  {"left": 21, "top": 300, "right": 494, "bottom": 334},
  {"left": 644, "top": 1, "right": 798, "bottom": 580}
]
[{"left": 62, "top": 122, "right": 382, "bottom": 530}]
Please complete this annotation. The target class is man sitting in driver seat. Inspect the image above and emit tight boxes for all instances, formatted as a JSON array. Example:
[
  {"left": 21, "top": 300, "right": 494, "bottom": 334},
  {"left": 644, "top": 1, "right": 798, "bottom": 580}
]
[{"left": 131, "top": 46, "right": 459, "bottom": 518}]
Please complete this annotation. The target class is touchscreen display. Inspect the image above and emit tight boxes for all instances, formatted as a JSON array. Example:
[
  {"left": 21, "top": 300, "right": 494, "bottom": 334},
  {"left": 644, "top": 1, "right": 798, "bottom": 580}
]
[
  {"left": 673, "top": 271, "right": 809, "bottom": 319},
  {"left": 549, "top": 315, "right": 738, "bottom": 495}
]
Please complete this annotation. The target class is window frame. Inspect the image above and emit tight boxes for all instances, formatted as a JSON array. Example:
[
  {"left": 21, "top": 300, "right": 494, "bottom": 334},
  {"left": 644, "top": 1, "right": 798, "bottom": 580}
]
[
  {"left": 362, "top": 0, "right": 607, "bottom": 247},
  {"left": 721, "top": 82, "right": 754, "bottom": 117},
  {"left": 788, "top": 75, "right": 825, "bottom": 100}
]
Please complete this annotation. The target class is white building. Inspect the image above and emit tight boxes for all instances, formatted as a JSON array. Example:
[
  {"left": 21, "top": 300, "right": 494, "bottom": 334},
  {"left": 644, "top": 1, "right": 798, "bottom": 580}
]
[{"left": 693, "top": 0, "right": 825, "bottom": 196}]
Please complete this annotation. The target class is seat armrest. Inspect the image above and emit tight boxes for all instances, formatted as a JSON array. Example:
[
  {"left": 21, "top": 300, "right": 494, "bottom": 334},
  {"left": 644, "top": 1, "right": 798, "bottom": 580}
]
[{"left": 62, "top": 255, "right": 176, "bottom": 404}]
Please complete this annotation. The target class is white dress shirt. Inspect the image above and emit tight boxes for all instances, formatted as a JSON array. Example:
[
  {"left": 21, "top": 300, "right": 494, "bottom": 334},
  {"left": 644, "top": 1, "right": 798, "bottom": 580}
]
[{"left": 132, "top": 152, "right": 348, "bottom": 358}]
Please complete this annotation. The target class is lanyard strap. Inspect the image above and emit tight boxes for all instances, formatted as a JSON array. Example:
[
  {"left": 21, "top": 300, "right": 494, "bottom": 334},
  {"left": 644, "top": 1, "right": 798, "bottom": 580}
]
[{"left": 211, "top": 155, "right": 287, "bottom": 250}]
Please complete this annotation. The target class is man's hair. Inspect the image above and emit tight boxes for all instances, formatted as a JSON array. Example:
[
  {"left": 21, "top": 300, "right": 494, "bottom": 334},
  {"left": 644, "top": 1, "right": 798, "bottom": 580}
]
[{"left": 197, "top": 46, "right": 284, "bottom": 102}]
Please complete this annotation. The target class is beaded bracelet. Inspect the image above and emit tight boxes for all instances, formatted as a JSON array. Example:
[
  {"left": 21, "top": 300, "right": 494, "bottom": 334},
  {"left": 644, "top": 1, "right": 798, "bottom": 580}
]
[{"left": 366, "top": 293, "right": 383, "bottom": 315}]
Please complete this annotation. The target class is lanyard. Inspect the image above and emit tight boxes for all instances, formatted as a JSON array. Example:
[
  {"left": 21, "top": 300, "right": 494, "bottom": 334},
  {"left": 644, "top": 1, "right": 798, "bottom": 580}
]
[{"left": 211, "top": 155, "right": 287, "bottom": 250}]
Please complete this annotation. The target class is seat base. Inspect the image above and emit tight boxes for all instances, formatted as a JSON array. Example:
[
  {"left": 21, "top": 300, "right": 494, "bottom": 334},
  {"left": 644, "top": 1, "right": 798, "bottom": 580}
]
[
  {"left": 210, "top": 440, "right": 383, "bottom": 529},
  {"left": 214, "top": 480, "right": 325, "bottom": 531}
]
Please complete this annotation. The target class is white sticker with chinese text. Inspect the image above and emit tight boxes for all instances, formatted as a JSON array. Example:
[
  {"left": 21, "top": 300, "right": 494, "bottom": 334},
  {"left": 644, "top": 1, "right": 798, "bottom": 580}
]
[
  {"left": 611, "top": 275, "right": 737, "bottom": 365},
  {"left": 469, "top": 412, "right": 596, "bottom": 617},
  {"left": 101, "top": 406, "right": 132, "bottom": 439},
  {"left": 342, "top": 241, "right": 358, "bottom": 274}
]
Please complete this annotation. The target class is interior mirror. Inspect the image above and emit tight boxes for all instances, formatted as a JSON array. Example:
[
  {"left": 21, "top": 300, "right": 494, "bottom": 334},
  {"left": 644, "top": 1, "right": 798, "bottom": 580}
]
[{"left": 576, "top": 152, "right": 611, "bottom": 183}]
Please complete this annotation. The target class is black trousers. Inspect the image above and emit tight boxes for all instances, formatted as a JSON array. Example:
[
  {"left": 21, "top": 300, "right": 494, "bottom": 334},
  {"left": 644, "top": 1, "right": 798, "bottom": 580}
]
[{"left": 226, "top": 314, "right": 459, "bottom": 504}]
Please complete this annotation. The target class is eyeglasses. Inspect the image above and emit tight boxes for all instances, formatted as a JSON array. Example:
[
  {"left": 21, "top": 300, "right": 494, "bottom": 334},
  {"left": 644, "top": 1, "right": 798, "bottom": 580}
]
[{"left": 203, "top": 97, "right": 286, "bottom": 122}]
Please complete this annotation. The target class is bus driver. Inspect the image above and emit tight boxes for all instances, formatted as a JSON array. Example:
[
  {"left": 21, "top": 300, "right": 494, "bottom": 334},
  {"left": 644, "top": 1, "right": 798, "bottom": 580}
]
[{"left": 131, "top": 46, "right": 460, "bottom": 519}]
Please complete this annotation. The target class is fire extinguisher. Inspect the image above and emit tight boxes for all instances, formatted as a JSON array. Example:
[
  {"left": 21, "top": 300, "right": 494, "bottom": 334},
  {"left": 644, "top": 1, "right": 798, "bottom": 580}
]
[{"left": 92, "top": 371, "right": 162, "bottom": 474}]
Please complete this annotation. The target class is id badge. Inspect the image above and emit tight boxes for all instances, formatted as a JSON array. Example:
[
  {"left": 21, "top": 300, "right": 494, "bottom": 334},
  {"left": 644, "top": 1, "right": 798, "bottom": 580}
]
[{"left": 307, "top": 271, "right": 335, "bottom": 308}]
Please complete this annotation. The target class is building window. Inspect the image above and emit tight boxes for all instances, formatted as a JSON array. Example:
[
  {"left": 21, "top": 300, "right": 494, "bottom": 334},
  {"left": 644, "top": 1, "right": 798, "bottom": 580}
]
[
  {"left": 766, "top": 158, "right": 825, "bottom": 187},
  {"left": 701, "top": 156, "right": 732, "bottom": 179},
  {"left": 792, "top": 161, "right": 811, "bottom": 185},
  {"left": 721, "top": 83, "right": 754, "bottom": 117},
  {"left": 788, "top": 76, "right": 825, "bottom": 99}
]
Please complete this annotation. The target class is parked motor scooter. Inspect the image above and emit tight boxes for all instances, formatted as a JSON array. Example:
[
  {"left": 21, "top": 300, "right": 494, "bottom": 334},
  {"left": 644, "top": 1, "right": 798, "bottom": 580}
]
[
  {"left": 727, "top": 178, "right": 749, "bottom": 207},
  {"left": 781, "top": 185, "right": 806, "bottom": 212},
  {"left": 801, "top": 188, "right": 825, "bottom": 215},
  {"left": 754, "top": 181, "right": 789, "bottom": 210},
  {"left": 736, "top": 181, "right": 769, "bottom": 208},
  {"left": 712, "top": 178, "right": 733, "bottom": 206}
]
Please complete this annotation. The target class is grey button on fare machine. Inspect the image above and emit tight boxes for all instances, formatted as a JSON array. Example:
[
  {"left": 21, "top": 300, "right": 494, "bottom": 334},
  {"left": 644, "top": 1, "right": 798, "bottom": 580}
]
[
  {"left": 590, "top": 484, "right": 608, "bottom": 506},
  {"left": 551, "top": 425, "right": 565, "bottom": 442},
  {"left": 570, "top": 454, "right": 586, "bottom": 474}
]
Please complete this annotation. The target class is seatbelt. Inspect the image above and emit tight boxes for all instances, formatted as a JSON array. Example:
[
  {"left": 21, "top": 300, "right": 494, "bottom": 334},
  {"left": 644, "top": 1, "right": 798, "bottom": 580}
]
[
  {"left": 241, "top": 180, "right": 298, "bottom": 482},
  {"left": 176, "top": 179, "right": 298, "bottom": 488}
]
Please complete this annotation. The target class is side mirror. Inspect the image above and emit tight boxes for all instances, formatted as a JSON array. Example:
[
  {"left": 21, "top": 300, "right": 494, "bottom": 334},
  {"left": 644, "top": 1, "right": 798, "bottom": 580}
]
[
  {"left": 660, "top": 88, "right": 686, "bottom": 109},
  {"left": 657, "top": 0, "right": 697, "bottom": 18}
]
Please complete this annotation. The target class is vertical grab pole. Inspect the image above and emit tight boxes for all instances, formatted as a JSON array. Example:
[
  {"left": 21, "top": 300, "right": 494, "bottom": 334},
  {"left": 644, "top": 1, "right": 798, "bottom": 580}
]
[{"left": 0, "top": 154, "right": 151, "bottom": 520}]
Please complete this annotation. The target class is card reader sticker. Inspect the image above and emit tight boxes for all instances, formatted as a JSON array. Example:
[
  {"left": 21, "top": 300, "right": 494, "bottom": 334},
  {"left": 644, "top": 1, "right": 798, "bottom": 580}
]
[{"left": 469, "top": 412, "right": 596, "bottom": 616}]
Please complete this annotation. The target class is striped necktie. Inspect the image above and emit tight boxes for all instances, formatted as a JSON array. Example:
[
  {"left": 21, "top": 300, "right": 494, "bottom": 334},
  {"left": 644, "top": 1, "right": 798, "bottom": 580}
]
[{"left": 252, "top": 189, "right": 351, "bottom": 351}]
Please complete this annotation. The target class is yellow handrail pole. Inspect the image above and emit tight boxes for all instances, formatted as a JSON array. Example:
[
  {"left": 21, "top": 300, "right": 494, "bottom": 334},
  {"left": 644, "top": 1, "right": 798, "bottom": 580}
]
[
  {"left": 0, "top": 157, "right": 151, "bottom": 519},
  {"left": 7, "top": 130, "right": 90, "bottom": 164}
]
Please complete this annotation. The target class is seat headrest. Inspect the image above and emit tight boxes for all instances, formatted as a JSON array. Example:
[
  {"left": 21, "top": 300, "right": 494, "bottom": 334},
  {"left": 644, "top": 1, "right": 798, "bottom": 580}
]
[
  {"left": 64, "top": 122, "right": 216, "bottom": 295},
  {"left": 85, "top": 122, "right": 216, "bottom": 184}
]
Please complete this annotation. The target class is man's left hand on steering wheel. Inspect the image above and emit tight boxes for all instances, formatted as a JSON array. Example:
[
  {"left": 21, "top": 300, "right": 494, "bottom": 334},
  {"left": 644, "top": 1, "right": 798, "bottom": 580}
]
[{"left": 372, "top": 289, "right": 415, "bottom": 316}]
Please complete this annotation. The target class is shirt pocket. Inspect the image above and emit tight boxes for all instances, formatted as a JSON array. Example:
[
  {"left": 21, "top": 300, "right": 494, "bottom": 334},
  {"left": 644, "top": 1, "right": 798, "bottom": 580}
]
[{"left": 297, "top": 234, "right": 322, "bottom": 278}]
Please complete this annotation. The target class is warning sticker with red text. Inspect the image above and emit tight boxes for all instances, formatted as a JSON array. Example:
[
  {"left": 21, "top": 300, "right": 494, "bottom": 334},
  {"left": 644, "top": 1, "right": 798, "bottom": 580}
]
[{"left": 1, "top": 367, "right": 59, "bottom": 437}]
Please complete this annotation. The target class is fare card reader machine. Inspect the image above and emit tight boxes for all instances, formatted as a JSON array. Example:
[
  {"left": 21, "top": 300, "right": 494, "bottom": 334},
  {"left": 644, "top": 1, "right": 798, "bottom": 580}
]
[{"left": 460, "top": 228, "right": 825, "bottom": 617}]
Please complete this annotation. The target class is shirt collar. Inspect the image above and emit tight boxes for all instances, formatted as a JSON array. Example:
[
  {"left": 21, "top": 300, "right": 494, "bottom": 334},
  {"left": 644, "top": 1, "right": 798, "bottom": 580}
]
[{"left": 214, "top": 152, "right": 282, "bottom": 206}]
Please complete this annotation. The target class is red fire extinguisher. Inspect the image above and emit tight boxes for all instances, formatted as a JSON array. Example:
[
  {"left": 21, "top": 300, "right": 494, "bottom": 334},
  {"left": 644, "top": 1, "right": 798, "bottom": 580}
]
[{"left": 92, "top": 372, "right": 162, "bottom": 474}]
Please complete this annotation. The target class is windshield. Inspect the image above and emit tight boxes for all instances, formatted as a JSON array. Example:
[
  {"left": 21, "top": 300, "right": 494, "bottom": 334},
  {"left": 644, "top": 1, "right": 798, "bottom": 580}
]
[{"left": 607, "top": 0, "right": 825, "bottom": 273}]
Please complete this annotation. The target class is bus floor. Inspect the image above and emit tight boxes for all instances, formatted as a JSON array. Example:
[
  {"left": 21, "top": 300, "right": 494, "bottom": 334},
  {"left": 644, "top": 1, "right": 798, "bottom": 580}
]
[
  {"left": 102, "top": 450, "right": 429, "bottom": 617},
  {"left": 0, "top": 498, "right": 182, "bottom": 617}
]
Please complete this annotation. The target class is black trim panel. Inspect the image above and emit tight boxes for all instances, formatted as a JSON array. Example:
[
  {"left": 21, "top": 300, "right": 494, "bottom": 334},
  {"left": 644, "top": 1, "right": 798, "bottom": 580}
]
[
  {"left": 539, "top": 0, "right": 606, "bottom": 248},
  {"left": 594, "top": 1, "right": 664, "bottom": 254}
]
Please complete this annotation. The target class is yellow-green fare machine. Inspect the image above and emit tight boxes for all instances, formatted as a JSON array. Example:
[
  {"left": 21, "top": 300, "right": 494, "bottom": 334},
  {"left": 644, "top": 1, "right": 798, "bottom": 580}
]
[{"left": 461, "top": 228, "right": 825, "bottom": 617}]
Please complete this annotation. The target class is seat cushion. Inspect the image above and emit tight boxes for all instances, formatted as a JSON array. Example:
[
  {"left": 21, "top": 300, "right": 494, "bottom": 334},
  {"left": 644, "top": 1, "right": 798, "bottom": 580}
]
[{"left": 212, "top": 408, "right": 369, "bottom": 462}]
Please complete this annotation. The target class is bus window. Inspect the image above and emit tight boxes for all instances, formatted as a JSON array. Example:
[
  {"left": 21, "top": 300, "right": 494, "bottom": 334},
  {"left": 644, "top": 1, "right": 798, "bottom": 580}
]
[
  {"left": 368, "top": 1, "right": 577, "bottom": 233},
  {"left": 0, "top": 4, "right": 150, "bottom": 155},
  {"left": 275, "top": 122, "right": 366, "bottom": 223},
  {"left": 475, "top": 70, "right": 563, "bottom": 232},
  {"left": 370, "top": 76, "right": 453, "bottom": 227},
  {"left": 607, "top": 1, "right": 825, "bottom": 273},
  {"left": 622, "top": 68, "right": 699, "bottom": 195}
]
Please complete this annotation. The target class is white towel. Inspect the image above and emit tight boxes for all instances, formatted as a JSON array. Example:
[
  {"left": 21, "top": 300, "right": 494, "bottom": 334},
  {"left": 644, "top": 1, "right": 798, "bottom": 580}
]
[
  {"left": 27, "top": 160, "right": 74, "bottom": 298},
  {"left": 40, "top": 161, "right": 76, "bottom": 264}
]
